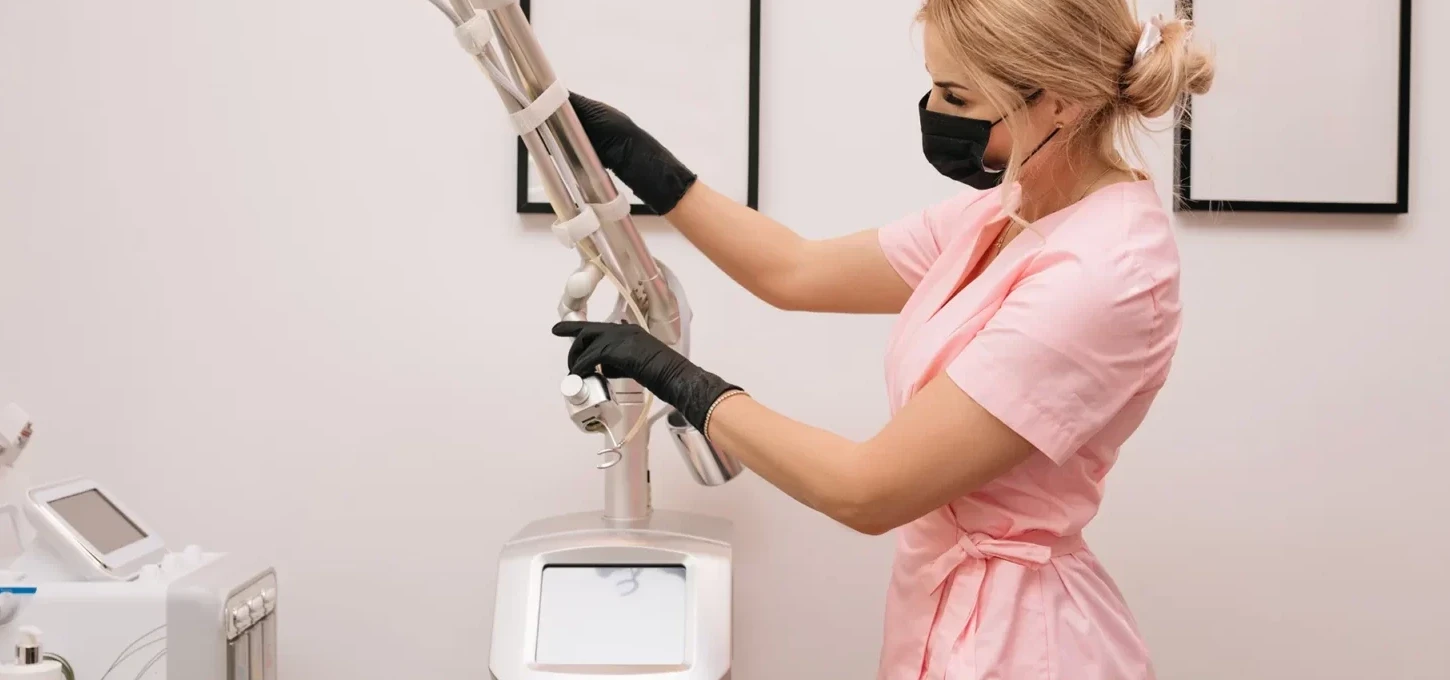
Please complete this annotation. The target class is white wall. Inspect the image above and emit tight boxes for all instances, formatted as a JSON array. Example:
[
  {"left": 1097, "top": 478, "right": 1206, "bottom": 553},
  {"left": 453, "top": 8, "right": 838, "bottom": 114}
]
[{"left": 0, "top": 1, "right": 1445, "bottom": 678}]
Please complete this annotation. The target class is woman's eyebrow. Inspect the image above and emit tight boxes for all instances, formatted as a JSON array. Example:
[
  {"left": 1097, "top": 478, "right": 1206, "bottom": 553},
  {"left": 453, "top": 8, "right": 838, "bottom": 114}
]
[{"left": 933, "top": 79, "right": 970, "bottom": 91}]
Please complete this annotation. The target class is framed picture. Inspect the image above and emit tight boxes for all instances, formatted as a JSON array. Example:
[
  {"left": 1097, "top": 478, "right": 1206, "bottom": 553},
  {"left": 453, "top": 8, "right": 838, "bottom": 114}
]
[
  {"left": 516, "top": 0, "right": 762, "bottom": 215},
  {"left": 1174, "top": 0, "right": 1411, "bottom": 213}
]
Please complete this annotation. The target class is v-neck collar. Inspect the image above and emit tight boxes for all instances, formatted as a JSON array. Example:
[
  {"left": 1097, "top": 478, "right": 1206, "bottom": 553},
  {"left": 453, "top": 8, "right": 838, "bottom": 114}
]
[
  {"left": 900, "top": 179, "right": 1149, "bottom": 350},
  {"left": 944, "top": 178, "right": 1149, "bottom": 300}
]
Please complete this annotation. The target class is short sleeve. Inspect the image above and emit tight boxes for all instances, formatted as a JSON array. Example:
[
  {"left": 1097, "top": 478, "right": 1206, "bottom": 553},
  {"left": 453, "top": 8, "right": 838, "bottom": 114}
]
[
  {"left": 878, "top": 188, "right": 989, "bottom": 289},
  {"left": 945, "top": 253, "right": 1163, "bottom": 464}
]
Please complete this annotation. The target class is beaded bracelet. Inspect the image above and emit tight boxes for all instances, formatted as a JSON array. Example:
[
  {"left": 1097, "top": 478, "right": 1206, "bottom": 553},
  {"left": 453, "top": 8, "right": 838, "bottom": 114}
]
[{"left": 702, "top": 389, "right": 749, "bottom": 439}]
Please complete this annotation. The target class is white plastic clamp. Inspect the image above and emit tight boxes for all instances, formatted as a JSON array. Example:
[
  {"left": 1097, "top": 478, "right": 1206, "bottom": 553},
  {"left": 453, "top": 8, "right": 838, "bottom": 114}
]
[
  {"left": 510, "top": 81, "right": 569, "bottom": 136},
  {"left": 590, "top": 192, "right": 631, "bottom": 224},
  {"left": 551, "top": 193, "right": 630, "bottom": 248},
  {"left": 552, "top": 206, "right": 602, "bottom": 247},
  {"left": 454, "top": 13, "right": 494, "bottom": 55}
]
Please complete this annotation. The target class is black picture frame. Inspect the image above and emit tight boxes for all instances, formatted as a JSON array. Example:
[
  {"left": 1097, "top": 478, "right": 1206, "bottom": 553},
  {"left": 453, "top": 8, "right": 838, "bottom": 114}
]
[
  {"left": 1174, "top": 0, "right": 1412, "bottom": 214},
  {"left": 515, "top": 0, "right": 762, "bottom": 215}
]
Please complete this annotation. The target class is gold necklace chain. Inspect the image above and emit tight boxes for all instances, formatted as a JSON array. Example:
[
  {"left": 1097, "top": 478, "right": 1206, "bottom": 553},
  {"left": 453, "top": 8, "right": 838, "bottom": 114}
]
[{"left": 992, "top": 225, "right": 1013, "bottom": 253}]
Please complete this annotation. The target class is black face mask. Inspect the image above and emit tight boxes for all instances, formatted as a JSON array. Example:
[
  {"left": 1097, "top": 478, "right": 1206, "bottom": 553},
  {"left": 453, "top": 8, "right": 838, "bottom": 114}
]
[{"left": 918, "top": 91, "right": 1057, "bottom": 190}]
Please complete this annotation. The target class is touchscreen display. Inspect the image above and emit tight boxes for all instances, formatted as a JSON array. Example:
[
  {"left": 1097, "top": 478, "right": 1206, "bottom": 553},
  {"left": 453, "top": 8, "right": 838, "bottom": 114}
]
[
  {"left": 535, "top": 565, "right": 687, "bottom": 665},
  {"left": 49, "top": 489, "right": 147, "bottom": 554}
]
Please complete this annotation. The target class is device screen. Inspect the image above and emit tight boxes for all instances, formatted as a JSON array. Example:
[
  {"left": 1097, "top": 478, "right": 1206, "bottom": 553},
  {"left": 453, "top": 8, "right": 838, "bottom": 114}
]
[
  {"left": 48, "top": 489, "right": 147, "bottom": 555},
  {"left": 535, "top": 565, "right": 687, "bottom": 665}
]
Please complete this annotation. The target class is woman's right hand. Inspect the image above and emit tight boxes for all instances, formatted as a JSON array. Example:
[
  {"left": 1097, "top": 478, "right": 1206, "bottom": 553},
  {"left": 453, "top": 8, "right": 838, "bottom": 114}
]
[{"left": 569, "top": 92, "right": 698, "bottom": 215}]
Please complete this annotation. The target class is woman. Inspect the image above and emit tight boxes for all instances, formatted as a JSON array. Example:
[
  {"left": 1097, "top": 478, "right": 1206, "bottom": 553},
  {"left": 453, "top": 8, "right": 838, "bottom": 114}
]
[{"left": 553, "top": 0, "right": 1214, "bottom": 677}]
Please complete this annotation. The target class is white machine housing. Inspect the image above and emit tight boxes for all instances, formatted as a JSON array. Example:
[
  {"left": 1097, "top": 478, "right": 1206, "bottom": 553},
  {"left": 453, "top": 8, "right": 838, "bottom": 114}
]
[
  {"left": 0, "top": 477, "right": 279, "bottom": 680},
  {"left": 489, "top": 511, "right": 732, "bottom": 680}
]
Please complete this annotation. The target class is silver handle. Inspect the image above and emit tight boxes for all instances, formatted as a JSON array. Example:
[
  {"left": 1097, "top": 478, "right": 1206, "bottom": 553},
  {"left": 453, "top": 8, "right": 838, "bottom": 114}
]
[{"left": 666, "top": 410, "right": 744, "bottom": 487}]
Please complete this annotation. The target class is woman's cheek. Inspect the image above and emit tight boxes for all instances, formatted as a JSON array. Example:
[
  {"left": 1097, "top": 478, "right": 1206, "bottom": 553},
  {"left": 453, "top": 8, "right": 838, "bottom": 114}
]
[{"left": 984, "top": 130, "right": 1015, "bottom": 170}]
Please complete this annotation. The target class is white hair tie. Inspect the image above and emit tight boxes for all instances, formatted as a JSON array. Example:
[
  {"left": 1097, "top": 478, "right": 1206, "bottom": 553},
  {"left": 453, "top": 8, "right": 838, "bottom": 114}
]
[{"left": 1133, "top": 15, "right": 1168, "bottom": 64}]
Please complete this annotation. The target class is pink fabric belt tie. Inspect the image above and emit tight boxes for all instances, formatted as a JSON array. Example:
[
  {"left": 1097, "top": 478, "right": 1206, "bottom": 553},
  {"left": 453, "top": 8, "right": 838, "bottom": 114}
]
[
  {"left": 916, "top": 532, "right": 1087, "bottom": 680},
  {"left": 924, "top": 531, "right": 1086, "bottom": 592}
]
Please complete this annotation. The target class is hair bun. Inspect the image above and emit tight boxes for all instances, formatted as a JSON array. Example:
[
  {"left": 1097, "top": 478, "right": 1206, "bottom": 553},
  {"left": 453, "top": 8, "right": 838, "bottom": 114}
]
[{"left": 1121, "top": 17, "right": 1215, "bottom": 119}]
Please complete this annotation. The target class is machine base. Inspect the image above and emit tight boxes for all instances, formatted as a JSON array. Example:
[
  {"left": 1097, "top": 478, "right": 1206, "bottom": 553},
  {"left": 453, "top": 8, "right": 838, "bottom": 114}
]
[{"left": 488, "top": 510, "right": 733, "bottom": 680}]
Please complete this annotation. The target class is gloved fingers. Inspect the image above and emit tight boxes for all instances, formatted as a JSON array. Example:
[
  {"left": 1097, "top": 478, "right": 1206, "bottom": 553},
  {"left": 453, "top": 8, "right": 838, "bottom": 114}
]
[
  {"left": 551, "top": 320, "right": 599, "bottom": 338},
  {"left": 567, "top": 92, "right": 632, "bottom": 134},
  {"left": 562, "top": 332, "right": 603, "bottom": 374},
  {"left": 552, "top": 321, "right": 591, "bottom": 370},
  {"left": 596, "top": 362, "right": 635, "bottom": 380},
  {"left": 554, "top": 321, "right": 660, "bottom": 381},
  {"left": 568, "top": 345, "right": 613, "bottom": 378},
  {"left": 567, "top": 91, "right": 606, "bottom": 115},
  {"left": 556, "top": 321, "right": 638, "bottom": 360},
  {"left": 570, "top": 348, "right": 656, "bottom": 383},
  {"left": 553, "top": 320, "right": 646, "bottom": 337},
  {"left": 564, "top": 93, "right": 693, "bottom": 213}
]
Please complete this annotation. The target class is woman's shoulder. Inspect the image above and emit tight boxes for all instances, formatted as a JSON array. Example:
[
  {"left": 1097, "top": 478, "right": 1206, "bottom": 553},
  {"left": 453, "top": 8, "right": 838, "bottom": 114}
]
[
  {"left": 1022, "top": 181, "right": 1182, "bottom": 349},
  {"left": 1044, "top": 180, "right": 1180, "bottom": 287}
]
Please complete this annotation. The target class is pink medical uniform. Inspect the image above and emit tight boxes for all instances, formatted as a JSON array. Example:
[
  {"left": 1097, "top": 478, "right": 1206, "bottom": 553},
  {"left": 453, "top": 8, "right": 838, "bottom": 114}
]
[{"left": 875, "top": 179, "right": 1180, "bottom": 680}]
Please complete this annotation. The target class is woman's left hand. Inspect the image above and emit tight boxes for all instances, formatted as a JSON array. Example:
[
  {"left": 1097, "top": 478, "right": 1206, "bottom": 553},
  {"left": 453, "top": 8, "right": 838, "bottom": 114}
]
[{"left": 551, "top": 321, "right": 741, "bottom": 432}]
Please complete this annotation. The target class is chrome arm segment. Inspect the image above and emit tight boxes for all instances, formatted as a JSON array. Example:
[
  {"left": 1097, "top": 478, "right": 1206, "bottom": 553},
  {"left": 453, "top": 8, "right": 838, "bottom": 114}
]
[
  {"left": 426, "top": 0, "right": 740, "bottom": 520},
  {"left": 437, "top": 0, "right": 681, "bottom": 344}
]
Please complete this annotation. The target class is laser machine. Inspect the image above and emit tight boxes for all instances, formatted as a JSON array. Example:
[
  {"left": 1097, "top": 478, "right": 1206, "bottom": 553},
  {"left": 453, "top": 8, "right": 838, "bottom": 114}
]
[
  {"left": 422, "top": 1, "right": 743, "bottom": 677},
  {"left": 0, "top": 403, "right": 280, "bottom": 679}
]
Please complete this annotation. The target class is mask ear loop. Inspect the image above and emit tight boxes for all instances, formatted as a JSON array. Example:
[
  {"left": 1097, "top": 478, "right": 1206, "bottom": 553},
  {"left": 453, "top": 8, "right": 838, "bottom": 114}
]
[
  {"left": 1019, "top": 125, "right": 1062, "bottom": 167},
  {"left": 980, "top": 89, "right": 1048, "bottom": 174},
  {"left": 1002, "top": 92, "right": 1065, "bottom": 174}
]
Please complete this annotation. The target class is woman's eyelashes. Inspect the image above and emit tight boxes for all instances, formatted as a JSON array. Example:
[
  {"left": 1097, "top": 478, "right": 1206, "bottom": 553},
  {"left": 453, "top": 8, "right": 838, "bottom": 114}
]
[{"left": 942, "top": 90, "right": 968, "bottom": 107}]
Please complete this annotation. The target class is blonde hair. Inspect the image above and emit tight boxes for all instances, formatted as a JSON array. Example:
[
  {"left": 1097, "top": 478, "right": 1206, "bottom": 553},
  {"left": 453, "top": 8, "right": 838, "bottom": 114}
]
[{"left": 917, "top": 0, "right": 1215, "bottom": 202}]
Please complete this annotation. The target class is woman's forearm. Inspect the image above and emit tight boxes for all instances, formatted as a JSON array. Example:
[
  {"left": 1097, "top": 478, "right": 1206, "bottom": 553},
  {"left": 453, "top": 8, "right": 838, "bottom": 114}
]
[
  {"left": 704, "top": 393, "right": 882, "bottom": 532},
  {"left": 663, "top": 182, "right": 811, "bottom": 310},
  {"left": 665, "top": 183, "right": 912, "bottom": 314},
  {"left": 698, "top": 377, "right": 1035, "bottom": 536}
]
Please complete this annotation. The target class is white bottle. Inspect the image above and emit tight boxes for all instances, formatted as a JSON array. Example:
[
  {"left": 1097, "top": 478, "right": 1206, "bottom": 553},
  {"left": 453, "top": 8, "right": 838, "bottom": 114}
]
[{"left": 0, "top": 626, "right": 66, "bottom": 680}]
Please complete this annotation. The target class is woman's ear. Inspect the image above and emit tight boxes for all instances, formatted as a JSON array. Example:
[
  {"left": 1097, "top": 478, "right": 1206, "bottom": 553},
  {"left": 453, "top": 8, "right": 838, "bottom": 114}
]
[{"left": 1044, "top": 92, "right": 1084, "bottom": 128}]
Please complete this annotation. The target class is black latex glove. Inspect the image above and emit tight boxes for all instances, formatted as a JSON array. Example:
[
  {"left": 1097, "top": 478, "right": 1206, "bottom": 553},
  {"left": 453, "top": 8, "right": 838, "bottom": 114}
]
[
  {"left": 569, "top": 92, "right": 699, "bottom": 214},
  {"left": 552, "top": 321, "right": 740, "bottom": 433}
]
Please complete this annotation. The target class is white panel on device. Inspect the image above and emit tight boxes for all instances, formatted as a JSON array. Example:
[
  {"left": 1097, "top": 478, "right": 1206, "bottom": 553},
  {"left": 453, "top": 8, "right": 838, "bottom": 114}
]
[
  {"left": 536, "top": 565, "right": 688, "bottom": 665},
  {"left": 490, "top": 511, "right": 733, "bottom": 679},
  {"left": 25, "top": 478, "right": 166, "bottom": 581}
]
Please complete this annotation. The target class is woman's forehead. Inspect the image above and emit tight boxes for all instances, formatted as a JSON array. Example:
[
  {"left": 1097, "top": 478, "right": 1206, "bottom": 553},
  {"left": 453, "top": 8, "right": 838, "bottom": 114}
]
[{"left": 922, "top": 22, "right": 971, "bottom": 82}]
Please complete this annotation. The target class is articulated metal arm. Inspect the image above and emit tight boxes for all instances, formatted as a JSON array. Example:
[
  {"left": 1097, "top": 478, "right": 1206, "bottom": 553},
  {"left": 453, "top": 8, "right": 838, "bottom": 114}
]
[
  {"left": 426, "top": 0, "right": 741, "bottom": 521},
  {"left": 435, "top": 0, "right": 681, "bottom": 345}
]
